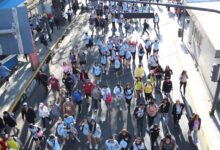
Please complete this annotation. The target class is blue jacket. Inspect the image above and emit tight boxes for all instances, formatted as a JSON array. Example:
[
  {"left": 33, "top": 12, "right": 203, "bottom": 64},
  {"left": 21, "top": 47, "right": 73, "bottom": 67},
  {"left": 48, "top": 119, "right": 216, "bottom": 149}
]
[{"left": 0, "top": 65, "right": 11, "bottom": 78}]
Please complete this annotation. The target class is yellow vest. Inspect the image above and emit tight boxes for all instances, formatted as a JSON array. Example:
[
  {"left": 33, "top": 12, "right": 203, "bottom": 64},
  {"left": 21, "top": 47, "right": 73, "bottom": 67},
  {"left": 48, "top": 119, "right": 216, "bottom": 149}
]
[
  {"left": 145, "top": 84, "right": 153, "bottom": 93},
  {"left": 7, "top": 139, "right": 19, "bottom": 150},
  {"left": 135, "top": 81, "right": 142, "bottom": 90},
  {"left": 135, "top": 67, "right": 143, "bottom": 78}
]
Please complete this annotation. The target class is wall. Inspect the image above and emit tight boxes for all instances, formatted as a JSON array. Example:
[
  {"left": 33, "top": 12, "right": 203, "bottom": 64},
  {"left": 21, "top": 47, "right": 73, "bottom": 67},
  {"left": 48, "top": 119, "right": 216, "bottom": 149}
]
[{"left": 187, "top": 10, "right": 220, "bottom": 100}]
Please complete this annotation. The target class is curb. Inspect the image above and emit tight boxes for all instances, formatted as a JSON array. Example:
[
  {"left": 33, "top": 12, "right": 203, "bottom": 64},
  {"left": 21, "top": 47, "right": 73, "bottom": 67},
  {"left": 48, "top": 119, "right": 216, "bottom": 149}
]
[{"left": 8, "top": 13, "right": 82, "bottom": 112}]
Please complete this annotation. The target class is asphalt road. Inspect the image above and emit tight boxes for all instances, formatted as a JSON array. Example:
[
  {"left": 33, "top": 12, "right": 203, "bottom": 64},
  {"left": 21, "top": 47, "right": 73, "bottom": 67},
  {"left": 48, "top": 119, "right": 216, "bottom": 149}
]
[{"left": 12, "top": 4, "right": 201, "bottom": 150}]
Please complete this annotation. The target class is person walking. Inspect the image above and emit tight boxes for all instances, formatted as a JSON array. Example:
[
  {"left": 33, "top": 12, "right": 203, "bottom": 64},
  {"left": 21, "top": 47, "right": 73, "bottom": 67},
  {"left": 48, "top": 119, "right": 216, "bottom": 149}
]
[
  {"left": 0, "top": 63, "right": 11, "bottom": 88},
  {"left": 72, "top": 89, "right": 83, "bottom": 115},
  {"left": 188, "top": 114, "right": 201, "bottom": 145},
  {"left": 91, "top": 85, "right": 102, "bottom": 112},
  {"left": 134, "top": 77, "right": 143, "bottom": 100},
  {"left": 117, "top": 128, "right": 131, "bottom": 150},
  {"left": 164, "top": 65, "right": 173, "bottom": 80},
  {"left": 82, "top": 80, "right": 95, "bottom": 107},
  {"left": 105, "top": 136, "right": 121, "bottom": 150},
  {"left": 113, "top": 83, "right": 125, "bottom": 111},
  {"left": 159, "top": 98, "right": 170, "bottom": 125},
  {"left": 21, "top": 102, "right": 36, "bottom": 124},
  {"left": 150, "top": 124, "right": 160, "bottom": 150},
  {"left": 49, "top": 100, "right": 61, "bottom": 123},
  {"left": 138, "top": 43, "right": 145, "bottom": 63},
  {"left": 133, "top": 104, "right": 145, "bottom": 137},
  {"left": 172, "top": 100, "right": 185, "bottom": 127},
  {"left": 3, "top": 111, "right": 19, "bottom": 135},
  {"left": 28, "top": 124, "right": 45, "bottom": 150},
  {"left": 124, "top": 83, "right": 134, "bottom": 109},
  {"left": 92, "top": 62, "right": 102, "bottom": 84},
  {"left": 88, "top": 119, "right": 102, "bottom": 149},
  {"left": 146, "top": 101, "right": 159, "bottom": 129},
  {"left": 131, "top": 136, "right": 146, "bottom": 150},
  {"left": 144, "top": 81, "right": 153, "bottom": 104},
  {"left": 62, "top": 98, "right": 76, "bottom": 117},
  {"left": 47, "top": 134, "right": 61, "bottom": 150},
  {"left": 48, "top": 74, "right": 60, "bottom": 101},
  {"left": 101, "top": 84, "right": 112, "bottom": 110},
  {"left": 159, "top": 134, "right": 176, "bottom": 150},
  {"left": 145, "top": 38, "right": 152, "bottom": 59},
  {"left": 162, "top": 76, "right": 173, "bottom": 97},
  {"left": 179, "top": 70, "right": 188, "bottom": 95},
  {"left": 141, "top": 19, "right": 150, "bottom": 36},
  {"left": 153, "top": 13, "right": 160, "bottom": 31},
  {"left": 38, "top": 102, "right": 52, "bottom": 131}
]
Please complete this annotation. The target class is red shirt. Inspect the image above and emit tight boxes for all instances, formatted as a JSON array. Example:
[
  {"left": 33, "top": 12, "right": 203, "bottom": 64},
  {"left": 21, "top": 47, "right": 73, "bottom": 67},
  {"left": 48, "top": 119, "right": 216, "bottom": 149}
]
[
  {"left": 49, "top": 77, "right": 60, "bottom": 89},
  {"left": 82, "top": 81, "right": 94, "bottom": 94},
  {"left": 0, "top": 139, "right": 7, "bottom": 150}
]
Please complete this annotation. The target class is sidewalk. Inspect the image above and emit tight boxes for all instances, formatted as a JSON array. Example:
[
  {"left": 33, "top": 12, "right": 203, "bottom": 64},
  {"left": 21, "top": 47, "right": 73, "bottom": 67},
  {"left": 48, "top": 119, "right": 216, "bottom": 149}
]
[{"left": 0, "top": 4, "right": 74, "bottom": 115}]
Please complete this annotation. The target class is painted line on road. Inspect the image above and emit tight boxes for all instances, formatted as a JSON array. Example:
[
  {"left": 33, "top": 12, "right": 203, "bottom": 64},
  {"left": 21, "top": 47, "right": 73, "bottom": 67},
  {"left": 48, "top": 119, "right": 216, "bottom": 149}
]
[{"left": 173, "top": 39, "right": 211, "bottom": 150}]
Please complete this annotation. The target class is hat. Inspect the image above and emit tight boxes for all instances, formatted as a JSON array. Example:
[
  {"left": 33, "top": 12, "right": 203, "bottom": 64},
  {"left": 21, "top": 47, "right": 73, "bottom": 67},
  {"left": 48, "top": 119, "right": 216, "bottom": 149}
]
[{"left": 23, "top": 102, "right": 28, "bottom": 106}]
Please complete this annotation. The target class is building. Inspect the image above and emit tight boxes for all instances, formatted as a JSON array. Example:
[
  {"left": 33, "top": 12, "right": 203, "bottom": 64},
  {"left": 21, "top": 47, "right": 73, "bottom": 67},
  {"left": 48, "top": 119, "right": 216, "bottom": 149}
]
[{"left": 186, "top": 1, "right": 220, "bottom": 99}]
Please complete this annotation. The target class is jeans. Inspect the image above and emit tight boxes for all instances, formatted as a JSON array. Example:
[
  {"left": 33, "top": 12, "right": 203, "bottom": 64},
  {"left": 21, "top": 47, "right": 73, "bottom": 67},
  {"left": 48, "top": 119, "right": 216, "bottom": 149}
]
[
  {"left": 137, "top": 117, "right": 144, "bottom": 137},
  {"left": 42, "top": 117, "right": 51, "bottom": 128},
  {"left": 193, "top": 129, "right": 198, "bottom": 144}
]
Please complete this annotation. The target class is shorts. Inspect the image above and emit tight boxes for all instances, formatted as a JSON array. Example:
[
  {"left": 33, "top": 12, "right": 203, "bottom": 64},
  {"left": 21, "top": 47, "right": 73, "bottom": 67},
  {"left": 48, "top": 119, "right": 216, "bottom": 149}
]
[{"left": 95, "top": 74, "right": 101, "bottom": 78}]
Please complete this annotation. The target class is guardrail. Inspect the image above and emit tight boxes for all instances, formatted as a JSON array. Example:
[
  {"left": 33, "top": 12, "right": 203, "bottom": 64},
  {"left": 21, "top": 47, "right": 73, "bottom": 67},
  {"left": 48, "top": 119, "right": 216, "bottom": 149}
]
[{"left": 8, "top": 14, "right": 80, "bottom": 112}]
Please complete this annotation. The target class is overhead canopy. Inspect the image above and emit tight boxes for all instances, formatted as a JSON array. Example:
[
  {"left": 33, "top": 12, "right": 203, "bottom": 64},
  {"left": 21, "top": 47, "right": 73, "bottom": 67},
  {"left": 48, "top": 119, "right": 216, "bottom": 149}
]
[{"left": 0, "top": 0, "right": 24, "bottom": 9}]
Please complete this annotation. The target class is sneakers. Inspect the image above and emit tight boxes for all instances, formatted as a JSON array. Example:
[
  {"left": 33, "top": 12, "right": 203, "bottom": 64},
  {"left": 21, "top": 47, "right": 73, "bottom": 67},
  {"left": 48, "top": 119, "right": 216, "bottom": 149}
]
[
  {"left": 89, "top": 144, "right": 92, "bottom": 149},
  {"left": 95, "top": 144, "right": 98, "bottom": 149}
]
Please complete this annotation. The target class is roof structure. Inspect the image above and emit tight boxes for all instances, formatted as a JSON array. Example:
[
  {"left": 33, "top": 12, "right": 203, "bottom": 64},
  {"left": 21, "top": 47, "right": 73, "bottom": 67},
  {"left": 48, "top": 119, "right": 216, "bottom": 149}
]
[
  {"left": 187, "top": 1, "right": 220, "bottom": 57},
  {"left": 0, "top": 0, "right": 24, "bottom": 9}
]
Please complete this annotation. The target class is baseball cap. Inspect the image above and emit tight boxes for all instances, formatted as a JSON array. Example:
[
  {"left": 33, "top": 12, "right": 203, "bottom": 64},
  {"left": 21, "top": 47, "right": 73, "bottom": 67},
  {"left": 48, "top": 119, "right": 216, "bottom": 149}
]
[{"left": 23, "top": 102, "right": 28, "bottom": 106}]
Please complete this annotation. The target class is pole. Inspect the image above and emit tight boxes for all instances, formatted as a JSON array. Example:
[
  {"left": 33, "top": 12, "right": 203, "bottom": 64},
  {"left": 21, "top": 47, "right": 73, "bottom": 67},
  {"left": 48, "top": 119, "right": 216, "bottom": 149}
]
[
  {"left": 181, "top": 9, "right": 186, "bottom": 42},
  {"left": 40, "top": 0, "right": 52, "bottom": 41},
  {"left": 210, "top": 78, "right": 220, "bottom": 115}
]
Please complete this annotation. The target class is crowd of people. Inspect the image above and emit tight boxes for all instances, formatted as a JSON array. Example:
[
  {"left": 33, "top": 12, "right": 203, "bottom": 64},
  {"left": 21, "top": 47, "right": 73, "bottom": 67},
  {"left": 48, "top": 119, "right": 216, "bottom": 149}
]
[{"left": 0, "top": 0, "right": 201, "bottom": 150}]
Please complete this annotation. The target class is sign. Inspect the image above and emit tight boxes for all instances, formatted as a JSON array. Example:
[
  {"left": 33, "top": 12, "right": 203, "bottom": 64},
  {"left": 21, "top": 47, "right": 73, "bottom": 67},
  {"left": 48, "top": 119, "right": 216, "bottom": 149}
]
[
  {"left": 114, "top": 13, "right": 154, "bottom": 19},
  {"left": 0, "top": 6, "right": 34, "bottom": 54}
]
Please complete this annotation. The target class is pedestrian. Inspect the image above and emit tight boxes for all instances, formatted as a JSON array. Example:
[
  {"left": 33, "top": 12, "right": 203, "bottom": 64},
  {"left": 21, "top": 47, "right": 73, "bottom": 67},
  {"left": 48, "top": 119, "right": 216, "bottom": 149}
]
[
  {"left": 134, "top": 77, "right": 143, "bottom": 100},
  {"left": 154, "top": 65, "right": 164, "bottom": 90},
  {"left": 21, "top": 102, "right": 36, "bottom": 124},
  {"left": 125, "top": 47, "right": 132, "bottom": 69},
  {"left": 0, "top": 63, "right": 11, "bottom": 88},
  {"left": 100, "top": 52, "right": 108, "bottom": 74},
  {"left": 101, "top": 84, "right": 112, "bottom": 110},
  {"left": 105, "top": 136, "right": 120, "bottom": 150},
  {"left": 114, "top": 56, "right": 122, "bottom": 77},
  {"left": 28, "top": 124, "right": 45, "bottom": 150},
  {"left": 159, "top": 98, "right": 170, "bottom": 125},
  {"left": 179, "top": 70, "right": 188, "bottom": 95},
  {"left": 113, "top": 82, "right": 125, "bottom": 111},
  {"left": 133, "top": 104, "right": 145, "bottom": 137},
  {"left": 78, "top": 49, "right": 87, "bottom": 68},
  {"left": 62, "top": 73, "right": 74, "bottom": 96},
  {"left": 148, "top": 53, "right": 159, "bottom": 70},
  {"left": 39, "top": 32, "right": 48, "bottom": 48},
  {"left": 159, "top": 134, "right": 176, "bottom": 150},
  {"left": 152, "top": 39, "right": 160, "bottom": 53},
  {"left": 188, "top": 114, "right": 201, "bottom": 145},
  {"left": 146, "top": 101, "right": 159, "bottom": 129},
  {"left": 131, "top": 136, "right": 146, "bottom": 150},
  {"left": 145, "top": 38, "right": 152, "bottom": 59},
  {"left": 141, "top": 19, "right": 150, "bottom": 36},
  {"left": 5, "top": 135, "right": 24, "bottom": 150},
  {"left": 62, "top": 98, "right": 76, "bottom": 117},
  {"left": 0, "top": 137, "right": 7, "bottom": 150},
  {"left": 144, "top": 81, "right": 153, "bottom": 104},
  {"left": 56, "top": 117, "right": 68, "bottom": 142},
  {"left": 135, "top": 64, "right": 144, "bottom": 80},
  {"left": 162, "top": 76, "right": 173, "bottom": 97},
  {"left": 48, "top": 74, "right": 60, "bottom": 101},
  {"left": 80, "top": 69, "right": 89, "bottom": 84},
  {"left": 124, "top": 83, "right": 134, "bottom": 108},
  {"left": 37, "top": 71, "right": 49, "bottom": 94},
  {"left": 72, "top": 89, "right": 83, "bottom": 114},
  {"left": 38, "top": 102, "right": 52, "bottom": 131},
  {"left": 62, "top": 62, "right": 71, "bottom": 75},
  {"left": 47, "top": 134, "right": 61, "bottom": 150},
  {"left": 82, "top": 79, "right": 95, "bottom": 106},
  {"left": 67, "top": 9, "right": 72, "bottom": 23},
  {"left": 50, "top": 100, "right": 61, "bottom": 122},
  {"left": 49, "top": 18, "right": 54, "bottom": 33},
  {"left": 69, "top": 52, "right": 77, "bottom": 65},
  {"left": 172, "top": 100, "right": 185, "bottom": 127},
  {"left": 54, "top": 17, "right": 60, "bottom": 30},
  {"left": 117, "top": 128, "right": 131, "bottom": 150},
  {"left": 3, "top": 111, "right": 19, "bottom": 135},
  {"left": 150, "top": 124, "right": 160, "bottom": 150},
  {"left": 92, "top": 62, "right": 102, "bottom": 84},
  {"left": 63, "top": 114, "right": 75, "bottom": 135},
  {"left": 153, "top": 13, "right": 160, "bottom": 30},
  {"left": 91, "top": 84, "right": 102, "bottom": 112},
  {"left": 164, "top": 65, "right": 173, "bottom": 80},
  {"left": 87, "top": 119, "right": 102, "bottom": 149},
  {"left": 89, "top": 15, "right": 95, "bottom": 35},
  {"left": 83, "top": 32, "right": 93, "bottom": 50},
  {"left": 129, "top": 40, "right": 137, "bottom": 61},
  {"left": 138, "top": 43, "right": 145, "bottom": 63}
]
